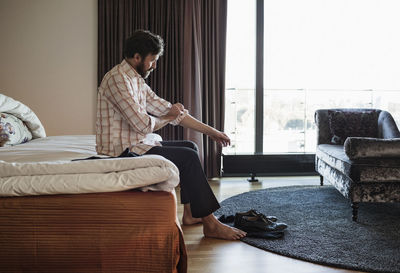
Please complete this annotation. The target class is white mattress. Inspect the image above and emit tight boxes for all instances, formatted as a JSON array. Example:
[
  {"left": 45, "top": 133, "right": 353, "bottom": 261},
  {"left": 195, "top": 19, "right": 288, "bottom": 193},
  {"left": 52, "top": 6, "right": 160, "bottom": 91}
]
[{"left": 0, "top": 135, "right": 179, "bottom": 196}]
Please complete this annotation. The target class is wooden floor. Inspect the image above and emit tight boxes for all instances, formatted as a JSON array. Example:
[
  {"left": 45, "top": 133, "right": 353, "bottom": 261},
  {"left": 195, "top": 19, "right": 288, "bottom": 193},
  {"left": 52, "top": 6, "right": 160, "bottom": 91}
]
[{"left": 176, "top": 176, "right": 364, "bottom": 273}]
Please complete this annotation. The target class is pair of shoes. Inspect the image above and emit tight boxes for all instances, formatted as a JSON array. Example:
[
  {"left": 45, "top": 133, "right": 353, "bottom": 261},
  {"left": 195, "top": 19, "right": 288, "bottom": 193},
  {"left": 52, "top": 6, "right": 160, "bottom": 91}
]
[
  {"left": 218, "top": 210, "right": 277, "bottom": 224},
  {"left": 234, "top": 215, "right": 287, "bottom": 232},
  {"left": 234, "top": 210, "right": 287, "bottom": 233},
  {"left": 235, "top": 209, "right": 278, "bottom": 222}
]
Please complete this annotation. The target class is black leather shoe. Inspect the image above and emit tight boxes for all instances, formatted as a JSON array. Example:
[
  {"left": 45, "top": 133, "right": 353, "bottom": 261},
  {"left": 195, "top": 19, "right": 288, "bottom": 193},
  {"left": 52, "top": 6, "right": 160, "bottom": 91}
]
[
  {"left": 218, "top": 214, "right": 235, "bottom": 223},
  {"left": 235, "top": 209, "right": 278, "bottom": 222},
  {"left": 234, "top": 215, "right": 287, "bottom": 232}
]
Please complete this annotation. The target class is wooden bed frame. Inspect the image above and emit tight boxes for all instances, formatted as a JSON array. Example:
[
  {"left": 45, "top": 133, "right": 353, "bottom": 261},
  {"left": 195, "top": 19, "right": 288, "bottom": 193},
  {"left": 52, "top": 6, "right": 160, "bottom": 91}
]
[{"left": 0, "top": 190, "right": 187, "bottom": 273}]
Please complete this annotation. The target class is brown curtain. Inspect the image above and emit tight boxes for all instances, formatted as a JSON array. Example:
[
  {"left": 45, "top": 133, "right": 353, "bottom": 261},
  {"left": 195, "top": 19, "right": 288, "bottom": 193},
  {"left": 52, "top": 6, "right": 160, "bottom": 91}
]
[{"left": 98, "top": 0, "right": 227, "bottom": 178}]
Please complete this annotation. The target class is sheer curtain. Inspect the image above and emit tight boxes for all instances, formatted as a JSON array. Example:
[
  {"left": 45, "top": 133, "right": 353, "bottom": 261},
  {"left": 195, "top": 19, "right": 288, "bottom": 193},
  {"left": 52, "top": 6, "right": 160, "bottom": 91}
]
[{"left": 98, "top": 0, "right": 227, "bottom": 177}]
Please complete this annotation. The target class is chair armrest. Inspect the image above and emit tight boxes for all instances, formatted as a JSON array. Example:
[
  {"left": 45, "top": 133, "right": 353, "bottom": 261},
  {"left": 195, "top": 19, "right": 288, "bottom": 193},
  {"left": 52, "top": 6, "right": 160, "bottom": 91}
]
[
  {"left": 344, "top": 137, "right": 400, "bottom": 159},
  {"left": 378, "top": 111, "right": 400, "bottom": 139},
  {"left": 314, "top": 110, "right": 333, "bottom": 145}
]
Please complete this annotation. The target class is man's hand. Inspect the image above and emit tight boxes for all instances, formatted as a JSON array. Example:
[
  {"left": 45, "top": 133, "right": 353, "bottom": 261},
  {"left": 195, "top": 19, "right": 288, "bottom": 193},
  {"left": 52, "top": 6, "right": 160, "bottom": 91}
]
[
  {"left": 166, "top": 103, "right": 184, "bottom": 119},
  {"left": 209, "top": 130, "right": 231, "bottom": 147},
  {"left": 173, "top": 103, "right": 184, "bottom": 111},
  {"left": 154, "top": 103, "right": 186, "bottom": 131}
]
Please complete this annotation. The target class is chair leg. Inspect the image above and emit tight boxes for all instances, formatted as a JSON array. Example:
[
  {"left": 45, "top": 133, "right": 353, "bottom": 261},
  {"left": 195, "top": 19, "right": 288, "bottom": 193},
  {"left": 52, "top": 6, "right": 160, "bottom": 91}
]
[
  {"left": 351, "top": 202, "right": 359, "bottom": 221},
  {"left": 319, "top": 175, "right": 324, "bottom": 186}
]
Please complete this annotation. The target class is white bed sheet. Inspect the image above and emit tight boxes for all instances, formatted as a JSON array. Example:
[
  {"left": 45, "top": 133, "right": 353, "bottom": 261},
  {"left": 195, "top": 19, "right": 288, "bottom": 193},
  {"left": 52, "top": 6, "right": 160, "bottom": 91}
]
[{"left": 0, "top": 135, "right": 179, "bottom": 196}]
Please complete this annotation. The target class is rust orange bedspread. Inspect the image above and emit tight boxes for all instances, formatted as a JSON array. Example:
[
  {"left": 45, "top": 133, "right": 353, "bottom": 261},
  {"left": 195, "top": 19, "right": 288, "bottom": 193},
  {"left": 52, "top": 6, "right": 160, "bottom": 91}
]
[{"left": 0, "top": 190, "right": 187, "bottom": 273}]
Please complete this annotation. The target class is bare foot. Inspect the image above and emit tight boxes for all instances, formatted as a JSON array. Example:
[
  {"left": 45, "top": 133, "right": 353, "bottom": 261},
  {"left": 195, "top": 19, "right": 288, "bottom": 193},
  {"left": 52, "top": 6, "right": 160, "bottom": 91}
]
[
  {"left": 182, "top": 204, "right": 202, "bottom": 225},
  {"left": 202, "top": 215, "right": 247, "bottom": 240}
]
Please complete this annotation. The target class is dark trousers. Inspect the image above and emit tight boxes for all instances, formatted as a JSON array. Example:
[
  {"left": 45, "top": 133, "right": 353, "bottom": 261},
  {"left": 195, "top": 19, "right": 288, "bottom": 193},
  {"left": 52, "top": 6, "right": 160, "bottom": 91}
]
[{"left": 145, "top": 141, "right": 220, "bottom": 218}]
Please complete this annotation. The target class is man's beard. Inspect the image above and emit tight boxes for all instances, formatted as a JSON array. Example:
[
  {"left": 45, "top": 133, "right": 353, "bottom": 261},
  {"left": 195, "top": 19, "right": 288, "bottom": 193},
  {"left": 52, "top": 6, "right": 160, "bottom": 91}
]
[{"left": 137, "top": 62, "right": 153, "bottom": 79}]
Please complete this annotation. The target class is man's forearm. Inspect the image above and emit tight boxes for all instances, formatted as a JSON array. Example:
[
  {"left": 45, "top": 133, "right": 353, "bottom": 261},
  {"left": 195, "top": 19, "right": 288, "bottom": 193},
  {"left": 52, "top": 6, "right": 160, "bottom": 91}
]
[
  {"left": 179, "top": 114, "right": 217, "bottom": 135},
  {"left": 177, "top": 112, "right": 231, "bottom": 146}
]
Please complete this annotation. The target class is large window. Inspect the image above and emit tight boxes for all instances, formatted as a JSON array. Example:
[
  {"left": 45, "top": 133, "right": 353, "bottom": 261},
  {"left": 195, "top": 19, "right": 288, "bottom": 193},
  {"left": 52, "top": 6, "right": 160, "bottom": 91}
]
[{"left": 224, "top": 0, "right": 400, "bottom": 155}]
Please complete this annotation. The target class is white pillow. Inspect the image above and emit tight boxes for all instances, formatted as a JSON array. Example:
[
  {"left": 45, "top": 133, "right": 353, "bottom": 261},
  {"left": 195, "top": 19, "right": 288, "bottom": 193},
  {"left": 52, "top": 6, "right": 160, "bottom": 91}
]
[
  {"left": 0, "top": 113, "right": 33, "bottom": 147},
  {"left": 0, "top": 94, "right": 46, "bottom": 139}
]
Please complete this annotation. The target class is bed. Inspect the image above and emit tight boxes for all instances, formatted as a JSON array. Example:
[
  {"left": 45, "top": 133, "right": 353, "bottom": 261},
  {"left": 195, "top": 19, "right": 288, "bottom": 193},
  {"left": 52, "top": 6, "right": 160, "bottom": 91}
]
[{"left": 0, "top": 94, "right": 187, "bottom": 273}]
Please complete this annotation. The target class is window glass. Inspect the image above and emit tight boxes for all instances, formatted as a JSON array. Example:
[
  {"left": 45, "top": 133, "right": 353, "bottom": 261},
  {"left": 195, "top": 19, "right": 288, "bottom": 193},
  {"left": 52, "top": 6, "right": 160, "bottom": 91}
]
[
  {"left": 224, "top": 0, "right": 256, "bottom": 154},
  {"left": 263, "top": 0, "right": 400, "bottom": 153}
]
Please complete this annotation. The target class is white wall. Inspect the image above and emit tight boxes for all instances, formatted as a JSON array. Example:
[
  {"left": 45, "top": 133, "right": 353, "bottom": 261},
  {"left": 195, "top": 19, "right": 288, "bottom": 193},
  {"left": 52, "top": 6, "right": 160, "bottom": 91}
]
[{"left": 0, "top": 0, "right": 97, "bottom": 135}]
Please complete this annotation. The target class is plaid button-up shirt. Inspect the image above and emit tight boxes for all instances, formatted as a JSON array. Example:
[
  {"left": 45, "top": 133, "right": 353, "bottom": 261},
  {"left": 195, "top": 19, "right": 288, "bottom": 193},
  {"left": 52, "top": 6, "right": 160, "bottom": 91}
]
[{"left": 96, "top": 60, "right": 186, "bottom": 156}]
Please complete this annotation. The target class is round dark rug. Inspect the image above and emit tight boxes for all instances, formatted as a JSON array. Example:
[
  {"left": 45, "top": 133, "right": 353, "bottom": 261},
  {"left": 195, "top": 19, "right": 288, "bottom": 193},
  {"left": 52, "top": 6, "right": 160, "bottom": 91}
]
[{"left": 215, "top": 185, "right": 400, "bottom": 273}]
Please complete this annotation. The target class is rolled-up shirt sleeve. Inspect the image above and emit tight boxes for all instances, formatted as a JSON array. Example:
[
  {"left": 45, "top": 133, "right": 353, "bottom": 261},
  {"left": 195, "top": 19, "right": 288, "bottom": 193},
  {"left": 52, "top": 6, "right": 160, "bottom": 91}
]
[
  {"left": 169, "top": 109, "right": 188, "bottom": 126},
  {"left": 145, "top": 84, "right": 188, "bottom": 126},
  {"left": 104, "top": 74, "right": 155, "bottom": 134}
]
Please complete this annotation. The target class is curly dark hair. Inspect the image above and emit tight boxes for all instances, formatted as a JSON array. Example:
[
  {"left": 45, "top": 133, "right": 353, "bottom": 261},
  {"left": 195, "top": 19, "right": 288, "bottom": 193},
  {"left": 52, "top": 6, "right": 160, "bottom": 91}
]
[{"left": 123, "top": 30, "right": 164, "bottom": 59}]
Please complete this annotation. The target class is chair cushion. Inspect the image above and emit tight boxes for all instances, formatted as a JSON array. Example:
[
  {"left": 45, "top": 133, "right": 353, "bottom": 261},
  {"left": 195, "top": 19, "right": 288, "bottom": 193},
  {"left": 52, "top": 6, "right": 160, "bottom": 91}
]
[
  {"left": 317, "top": 144, "right": 400, "bottom": 183},
  {"left": 344, "top": 137, "right": 400, "bottom": 159},
  {"left": 328, "top": 109, "right": 379, "bottom": 144}
]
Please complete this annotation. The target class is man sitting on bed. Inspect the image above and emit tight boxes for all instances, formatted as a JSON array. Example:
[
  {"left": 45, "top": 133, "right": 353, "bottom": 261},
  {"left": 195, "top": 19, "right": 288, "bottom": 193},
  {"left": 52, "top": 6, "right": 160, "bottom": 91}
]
[{"left": 96, "top": 30, "right": 246, "bottom": 240}]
